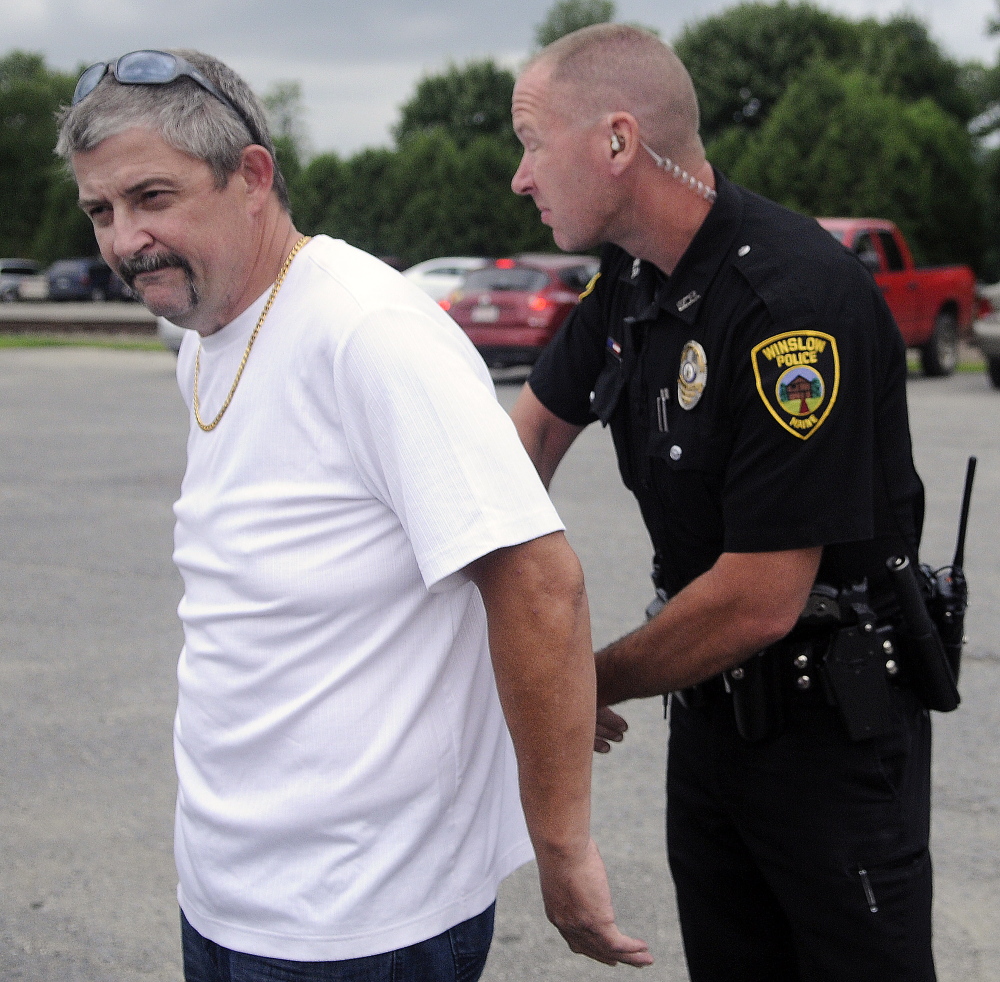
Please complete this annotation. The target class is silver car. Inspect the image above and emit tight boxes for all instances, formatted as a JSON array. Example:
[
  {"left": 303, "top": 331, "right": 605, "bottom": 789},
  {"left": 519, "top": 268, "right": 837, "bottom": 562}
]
[
  {"left": 972, "top": 282, "right": 1000, "bottom": 388},
  {"left": 401, "top": 256, "right": 489, "bottom": 302},
  {"left": 0, "top": 258, "right": 42, "bottom": 302},
  {"left": 156, "top": 317, "right": 191, "bottom": 354}
]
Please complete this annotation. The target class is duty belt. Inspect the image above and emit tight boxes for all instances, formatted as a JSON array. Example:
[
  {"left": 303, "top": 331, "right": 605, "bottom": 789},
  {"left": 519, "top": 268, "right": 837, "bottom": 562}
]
[{"left": 673, "top": 583, "right": 905, "bottom": 742}]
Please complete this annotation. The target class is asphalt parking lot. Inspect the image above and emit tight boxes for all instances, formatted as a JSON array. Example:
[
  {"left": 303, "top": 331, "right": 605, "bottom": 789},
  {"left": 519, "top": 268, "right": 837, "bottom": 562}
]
[{"left": 0, "top": 347, "right": 997, "bottom": 980}]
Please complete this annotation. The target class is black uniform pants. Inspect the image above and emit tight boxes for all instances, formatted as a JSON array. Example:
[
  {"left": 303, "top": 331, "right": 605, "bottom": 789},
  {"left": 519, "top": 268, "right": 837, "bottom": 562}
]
[{"left": 666, "top": 682, "right": 935, "bottom": 982}]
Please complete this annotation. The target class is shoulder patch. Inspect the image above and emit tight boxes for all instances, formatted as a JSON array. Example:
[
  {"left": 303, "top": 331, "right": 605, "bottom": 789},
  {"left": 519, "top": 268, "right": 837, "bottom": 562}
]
[
  {"left": 751, "top": 330, "right": 839, "bottom": 439},
  {"left": 579, "top": 271, "right": 601, "bottom": 300}
]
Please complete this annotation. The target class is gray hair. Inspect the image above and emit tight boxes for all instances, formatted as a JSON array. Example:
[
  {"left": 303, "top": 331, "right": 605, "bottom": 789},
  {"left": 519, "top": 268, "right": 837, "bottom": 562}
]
[{"left": 56, "top": 49, "right": 289, "bottom": 210}]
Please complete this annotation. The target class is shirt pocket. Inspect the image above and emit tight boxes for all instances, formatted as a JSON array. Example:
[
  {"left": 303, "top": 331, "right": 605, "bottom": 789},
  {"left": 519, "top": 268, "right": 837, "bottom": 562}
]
[{"left": 646, "top": 406, "right": 728, "bottom": 476}]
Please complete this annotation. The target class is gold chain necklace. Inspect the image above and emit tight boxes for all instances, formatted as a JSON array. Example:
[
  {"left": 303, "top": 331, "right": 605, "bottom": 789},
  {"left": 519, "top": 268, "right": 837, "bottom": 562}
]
[{"left": 192, "top": 235, "right": 312, "bottom": 432}]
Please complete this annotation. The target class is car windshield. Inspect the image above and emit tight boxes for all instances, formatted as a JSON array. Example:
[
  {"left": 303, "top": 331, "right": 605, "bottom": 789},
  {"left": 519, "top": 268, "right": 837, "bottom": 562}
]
[
  {"left": 0, "top": 261, "right": 39, "bottom": 275},
  {"left": 558, "top": 265, "right": 598, "bottom": 291},
  {"left": 463, "top": 268, "right": 548, "bottom": 292}
]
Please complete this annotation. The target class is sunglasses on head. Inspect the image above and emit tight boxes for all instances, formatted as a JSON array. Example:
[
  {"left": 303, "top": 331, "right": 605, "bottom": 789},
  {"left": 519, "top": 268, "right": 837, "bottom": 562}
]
[{"left": 72, "top": 49, "right": 265, "bottom": 147}]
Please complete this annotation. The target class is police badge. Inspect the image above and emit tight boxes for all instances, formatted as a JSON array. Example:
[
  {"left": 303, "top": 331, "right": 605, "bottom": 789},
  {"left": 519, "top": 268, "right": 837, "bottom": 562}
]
[
  {"left": 678, "top": 341, "right": 708, "bottom": 410},
  {"left": 751, "top": 330, "right": 840, "bottom": 439}
]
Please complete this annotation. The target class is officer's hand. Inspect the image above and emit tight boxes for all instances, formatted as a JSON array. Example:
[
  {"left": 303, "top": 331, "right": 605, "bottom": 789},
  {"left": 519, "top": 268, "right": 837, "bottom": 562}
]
[
  {"left": 594, "top": 705, "right": 628, "bottom": 753},
  {"left": 538, "top": 837, "right": 654, "bottom": 967}
]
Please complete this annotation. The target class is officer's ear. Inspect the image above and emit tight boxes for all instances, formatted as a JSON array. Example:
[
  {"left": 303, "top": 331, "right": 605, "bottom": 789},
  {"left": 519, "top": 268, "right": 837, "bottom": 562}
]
[{"left": 606, "top": 112, "right": 640, "bottom": 173}]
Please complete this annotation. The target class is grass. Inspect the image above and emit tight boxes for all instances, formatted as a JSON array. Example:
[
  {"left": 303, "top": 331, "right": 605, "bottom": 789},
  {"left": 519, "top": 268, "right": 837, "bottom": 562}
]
[
  {"left": 0, "top": 332, "right": 986, "bottom": 374},
  {"left": 0, "top": 332, "right": 164, "bottom": 351},
  {"left": 906, "top": 347, "right": 984, "bottom": 375}
]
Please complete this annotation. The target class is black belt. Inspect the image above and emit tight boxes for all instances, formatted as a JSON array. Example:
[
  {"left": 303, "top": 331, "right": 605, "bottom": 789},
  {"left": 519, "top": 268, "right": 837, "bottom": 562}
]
[
  {"left": 675, "top": 635, "right": 833, "bottom": 705},
  {"left": 673, "top": 624, "right": 904, "bottom": 742}
]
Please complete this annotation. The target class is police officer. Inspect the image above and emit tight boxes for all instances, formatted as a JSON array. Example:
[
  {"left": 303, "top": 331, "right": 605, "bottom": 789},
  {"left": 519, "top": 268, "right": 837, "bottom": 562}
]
[{"left": 510, "top": 23, "right": 935, "bottom": 982}]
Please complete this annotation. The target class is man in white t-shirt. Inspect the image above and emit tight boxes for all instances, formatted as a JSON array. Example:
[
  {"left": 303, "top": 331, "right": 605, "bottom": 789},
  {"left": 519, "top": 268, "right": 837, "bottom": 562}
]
[{"left": 56, "top": 50, "right": 652, "bottom": 980}]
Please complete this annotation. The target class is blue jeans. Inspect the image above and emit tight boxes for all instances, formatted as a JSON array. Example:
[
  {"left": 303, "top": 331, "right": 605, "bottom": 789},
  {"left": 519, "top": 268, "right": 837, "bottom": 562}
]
[{"left": 181, "top": 904, "right": 495, "bottom": 982}]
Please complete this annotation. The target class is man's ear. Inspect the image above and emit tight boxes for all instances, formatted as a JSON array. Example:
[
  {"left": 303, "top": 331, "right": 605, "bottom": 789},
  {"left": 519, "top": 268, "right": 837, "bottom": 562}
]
[
  {"left": 238, "top": 144, "right": 276, "bottom": 209},
  {"left": 606, "top": 112, "right": 640, "bottom": 174}
]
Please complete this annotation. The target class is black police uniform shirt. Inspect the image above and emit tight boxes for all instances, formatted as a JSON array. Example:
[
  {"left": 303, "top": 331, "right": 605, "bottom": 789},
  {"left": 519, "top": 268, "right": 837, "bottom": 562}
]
[{"left": 528, "top": 171, "right": 925, "bottom": 614}]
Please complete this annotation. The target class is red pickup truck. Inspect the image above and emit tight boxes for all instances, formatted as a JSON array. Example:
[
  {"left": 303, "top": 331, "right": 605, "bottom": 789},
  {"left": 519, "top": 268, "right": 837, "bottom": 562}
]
[{"left": 816, "top": 218, "right": 976, "bottom": 376}]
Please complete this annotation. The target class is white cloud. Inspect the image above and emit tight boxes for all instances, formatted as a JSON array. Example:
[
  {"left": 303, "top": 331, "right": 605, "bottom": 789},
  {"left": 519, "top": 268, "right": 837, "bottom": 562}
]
[
  {"left": 4, "top": 0, "right": 1000, "bottom": 157},
  {"left": 2, "top": 0, "right": 50, "bottom": 27}
]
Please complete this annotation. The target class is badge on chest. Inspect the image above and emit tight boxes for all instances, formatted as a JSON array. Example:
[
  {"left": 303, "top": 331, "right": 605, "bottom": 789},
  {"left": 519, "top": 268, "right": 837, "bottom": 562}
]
[{"left": 678, "top": 340, "right": 708, "bottom": 410}]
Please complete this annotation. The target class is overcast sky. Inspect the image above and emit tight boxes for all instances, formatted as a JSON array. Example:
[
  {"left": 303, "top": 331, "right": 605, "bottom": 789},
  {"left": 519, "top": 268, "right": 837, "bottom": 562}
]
[{"left": 4, "top": 0, "right": 999, "bottom": 157}]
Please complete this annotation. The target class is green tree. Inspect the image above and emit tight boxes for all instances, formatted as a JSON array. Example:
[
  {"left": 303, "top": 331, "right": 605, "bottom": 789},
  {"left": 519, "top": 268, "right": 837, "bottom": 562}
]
[
  {"left": 673, "top": 3, "right": 858, "bottom": 145},
  {"left": 293, "top": 146, "right": 396, "bottom": 255},
  {"left": 290, "top": 152, "right": 347, "bottom": 236},
  {"left": 674, "top": 3, "right": 985, "bottom": 270},
  {"left": 854, "top": 15, "right": 976, "bottom": 123},
  {"left": 450, "top": 136, "right": 552, "bottom": 257},
  {"left": 710, "top": 61, "right": 983, "bottom": 267},
  {"left": 31, "top": 169, "right": 96, "bottom": 264},
  {"left": 0, "top": 51, "right": 80, "bottom": 259},
  {"left": 292, "top": 52, "right": 558, "bottom": 267},
  {"left": 290, "top": 131, "right": 550, "bottom": 267},
  {"left": 966, "top": 0, "right": 1000, "bottom": 278},
  {"left": 959, "top": 61, "right": 1000, "bottom": 126},
  {"left": 674, "top": 3, "right": 973, "bottom": 144},
  {"left": 976, "top": 145, "right": 1000, "bottom": 278},
  {"left": 263, "top": 80, "right": 308, "bottom": 185},
  {"left": 393, "top": 61, "right": 517, "bottom": 150},
  {"left": 535, "top": 0, "right": 615, "bottom": 47}
]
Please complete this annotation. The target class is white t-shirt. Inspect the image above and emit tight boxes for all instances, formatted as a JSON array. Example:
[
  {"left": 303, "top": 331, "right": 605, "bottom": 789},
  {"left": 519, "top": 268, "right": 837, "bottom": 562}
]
[{"left": 171, "top": 236, "right": 563, "bottom": 961}]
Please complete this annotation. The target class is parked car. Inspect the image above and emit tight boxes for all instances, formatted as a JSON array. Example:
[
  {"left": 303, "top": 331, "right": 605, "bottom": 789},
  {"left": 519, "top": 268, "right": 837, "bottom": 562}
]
[
  {"left": 0, "top": 258, "right": 42, "bottom": 302},
  {"left": 156, "top": 316, "right": 190, "bottom": 354},
  {"left": 972, "top": 282, "right": 1000, "bottom": 389},
  {"left": 816, "top": 218, "right": 977, "bottom": 377},
  {"left": 402, "top": 256, "right": 489, "bottom": 302},
  {"left": 444, "top": 254, "right": 599, "bottom": 368},
  {"left": 16, "top": 274, "right": 49, "bottom": 301},
  {"left": 46, "top": 257, "right": 134, "bottom": 301}
]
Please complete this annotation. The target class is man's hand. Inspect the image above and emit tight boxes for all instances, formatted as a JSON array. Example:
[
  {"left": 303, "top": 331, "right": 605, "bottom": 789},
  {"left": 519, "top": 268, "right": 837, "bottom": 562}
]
[
  {"left": 538, "top": 838, "right": 653, "bottom": 967},
  {"left": 466, "top": 534, "right": 653, "bottom": 965},
  {"left": 595, "top": 705, "right": 628, "bottom": 753}
]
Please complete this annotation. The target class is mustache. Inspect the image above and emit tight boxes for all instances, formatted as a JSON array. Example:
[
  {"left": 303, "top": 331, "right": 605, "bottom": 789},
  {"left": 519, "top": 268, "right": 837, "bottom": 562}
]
[{"left": 117, "top": 251, "right": 194, "bottom": 289}]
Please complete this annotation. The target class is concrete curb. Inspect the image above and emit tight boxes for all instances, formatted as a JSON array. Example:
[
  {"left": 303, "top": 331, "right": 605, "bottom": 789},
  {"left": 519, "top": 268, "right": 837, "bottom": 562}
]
[{"left": 0, "top": 301, "right": 156, "bottom": 333}]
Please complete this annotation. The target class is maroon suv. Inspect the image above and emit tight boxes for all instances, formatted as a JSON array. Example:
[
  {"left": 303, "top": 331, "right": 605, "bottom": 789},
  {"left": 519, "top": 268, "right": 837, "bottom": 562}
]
[{"left": 443, "top": 254, "right": 598, "bottom": 368}]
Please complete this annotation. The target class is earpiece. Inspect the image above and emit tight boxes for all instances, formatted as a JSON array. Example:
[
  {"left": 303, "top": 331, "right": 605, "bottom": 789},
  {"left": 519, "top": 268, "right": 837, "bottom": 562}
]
[{"left": 610, "top": 134, "right": 622, "bottom": 152}]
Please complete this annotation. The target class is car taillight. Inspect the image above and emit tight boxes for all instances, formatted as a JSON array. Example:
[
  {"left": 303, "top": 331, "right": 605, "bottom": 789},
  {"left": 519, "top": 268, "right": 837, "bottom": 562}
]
[
  {"left": 976, "top": 295, "right": 994, "bottom": 318},
  {"left": 527, "top": 294, "right": 550, "bottom": 312},
  {"left": 439, "top": 299, "right": 451, "bottom": 311}
]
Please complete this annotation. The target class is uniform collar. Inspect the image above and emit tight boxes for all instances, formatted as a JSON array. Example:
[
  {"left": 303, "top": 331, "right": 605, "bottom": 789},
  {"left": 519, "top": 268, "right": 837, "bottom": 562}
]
[{"left": 623, "top": 169, "right": 744, "bottom": 326}]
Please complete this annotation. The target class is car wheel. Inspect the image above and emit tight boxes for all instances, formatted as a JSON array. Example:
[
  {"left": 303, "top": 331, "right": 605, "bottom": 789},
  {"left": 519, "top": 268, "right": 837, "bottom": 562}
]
[
  {"left": 920, "top": 310, "right": 958, "bottom": 377},
  {"left": 988, "top": 356, "right": 1000, "bottom": 389},
  {"left": 90, "top": 286, "right": 107, "bottom": 302}
]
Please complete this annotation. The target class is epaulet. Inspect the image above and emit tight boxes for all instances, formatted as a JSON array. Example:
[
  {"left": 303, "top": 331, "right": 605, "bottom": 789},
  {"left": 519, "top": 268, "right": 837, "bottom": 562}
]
[{"left": 732, "top": 239, "right": 814, "bottom": 320}]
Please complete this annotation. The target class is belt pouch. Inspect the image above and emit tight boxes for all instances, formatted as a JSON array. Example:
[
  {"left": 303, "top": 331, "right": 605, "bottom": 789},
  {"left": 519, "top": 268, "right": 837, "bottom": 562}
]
[
  {"left": 821, "top": 626, "right": 894, "bottom": 740},
  {"left": 728, "top": 651, "right": 784, "bottom": 742}
]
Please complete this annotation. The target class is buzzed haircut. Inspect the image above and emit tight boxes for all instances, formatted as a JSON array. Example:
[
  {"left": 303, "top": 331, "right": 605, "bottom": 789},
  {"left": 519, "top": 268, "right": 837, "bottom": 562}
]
[{"left": 532, "top": 23, "right": 705, "bottom": 170}]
